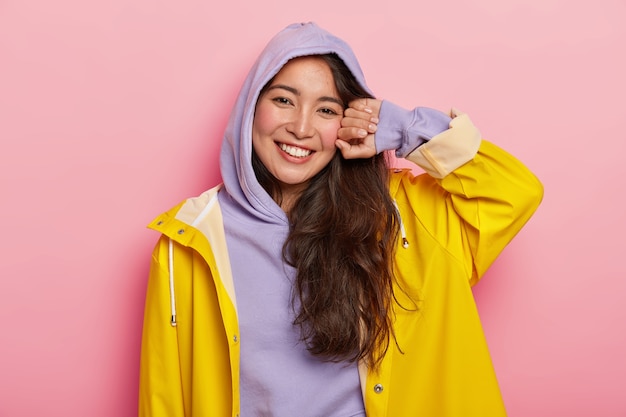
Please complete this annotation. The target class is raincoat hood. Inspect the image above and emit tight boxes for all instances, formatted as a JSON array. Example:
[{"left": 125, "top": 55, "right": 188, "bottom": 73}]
[{"left": 219, "top": 22, "right": 373, "bottom": 223}]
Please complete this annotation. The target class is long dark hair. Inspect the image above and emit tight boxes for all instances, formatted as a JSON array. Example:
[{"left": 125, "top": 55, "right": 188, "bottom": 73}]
[{"left": 253, "top": 53, "right": 400, "bottom": 369}]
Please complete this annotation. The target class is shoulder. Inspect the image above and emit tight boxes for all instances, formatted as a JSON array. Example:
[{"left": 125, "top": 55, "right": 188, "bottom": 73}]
[
  {"left": 388, "top": 168, "right": 440, "bottom": 202},
  {"left": 148, "top": 184, "right": 224, "bottom": 229}
]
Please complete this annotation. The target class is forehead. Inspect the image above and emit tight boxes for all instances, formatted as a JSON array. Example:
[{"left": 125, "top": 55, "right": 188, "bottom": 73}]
[{"left": 271, "top": 56, "right": 337, "bottom": 91}]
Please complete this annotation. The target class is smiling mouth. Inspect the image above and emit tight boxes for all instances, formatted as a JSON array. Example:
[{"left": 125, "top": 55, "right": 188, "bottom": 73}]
[{"left": 278, "top": 143, "right": 312, "bottom": 158}]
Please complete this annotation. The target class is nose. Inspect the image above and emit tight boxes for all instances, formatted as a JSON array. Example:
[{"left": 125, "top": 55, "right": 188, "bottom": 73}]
[{"left": 286, "top": 111, "right": 315, "bottom": 139}]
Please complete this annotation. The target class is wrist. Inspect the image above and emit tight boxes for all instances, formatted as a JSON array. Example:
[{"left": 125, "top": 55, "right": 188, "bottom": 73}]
[{"left": 375, "top": 100, "right": 452, "bottom": 158}]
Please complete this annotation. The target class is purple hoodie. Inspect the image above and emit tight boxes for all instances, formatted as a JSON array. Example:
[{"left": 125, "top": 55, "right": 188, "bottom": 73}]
[{"left": 216, "top": 22, "right": 450, "bottom": 416}]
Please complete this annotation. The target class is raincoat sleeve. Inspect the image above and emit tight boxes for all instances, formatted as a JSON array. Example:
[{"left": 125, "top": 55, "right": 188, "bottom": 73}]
[
  {"left": 139, "top": 235, "right": 185, "bottom": 417},
  {"left": 385, "top": 106, "right": 544, "bottom": 285}
]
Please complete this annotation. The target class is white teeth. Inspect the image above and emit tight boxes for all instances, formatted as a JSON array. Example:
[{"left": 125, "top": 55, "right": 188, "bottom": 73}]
[{"left": 279, "top": 143, "right": 312, "bottom": 158}]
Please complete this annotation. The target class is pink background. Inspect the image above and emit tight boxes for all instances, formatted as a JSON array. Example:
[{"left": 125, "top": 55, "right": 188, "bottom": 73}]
[{"left": 1, "top": 0, "right": 625, "bottom": 415}]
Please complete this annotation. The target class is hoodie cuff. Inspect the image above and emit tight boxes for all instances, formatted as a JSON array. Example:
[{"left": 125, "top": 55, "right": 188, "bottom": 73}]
[
  {"left": 375, "top": 100, "right": 452, "bottom": 157},
  {"left": 405, "top": 111, "right": 482, "bottom": 179}
]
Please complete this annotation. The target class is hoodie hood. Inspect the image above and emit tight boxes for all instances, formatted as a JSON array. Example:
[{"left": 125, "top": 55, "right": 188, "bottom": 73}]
[{"left": 219, "top": 22, "right": 373, "bottom": 224}]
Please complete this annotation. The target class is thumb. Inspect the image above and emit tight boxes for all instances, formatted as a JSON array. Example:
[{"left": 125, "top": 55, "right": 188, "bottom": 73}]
[
  {"left": 335, "top": 139, "right": 375, "bottom": 159},
  {"left": 335, "top": 139, "right": 349, "bottom": 156}
]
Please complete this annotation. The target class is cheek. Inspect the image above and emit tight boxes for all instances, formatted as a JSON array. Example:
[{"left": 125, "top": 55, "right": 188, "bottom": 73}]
[
  {"left": 319, "top": 121, "right": 341, "bottom": 150},
  {"left": 252, "top": 106, "right": 274, "bottom": 137}
]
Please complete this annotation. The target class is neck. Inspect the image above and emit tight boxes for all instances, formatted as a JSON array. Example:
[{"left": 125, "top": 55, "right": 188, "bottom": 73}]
[{"left": 278, "top": 182, "right": 308, "bottom": 215}]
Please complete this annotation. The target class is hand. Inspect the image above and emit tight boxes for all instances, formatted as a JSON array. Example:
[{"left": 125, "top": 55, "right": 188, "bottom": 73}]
[{"left": 336, "top": 98, "right": 382, "bottom": 159}]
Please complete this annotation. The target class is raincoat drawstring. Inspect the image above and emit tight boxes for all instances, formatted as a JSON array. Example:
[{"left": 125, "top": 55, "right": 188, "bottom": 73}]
[
  {"left": 394, "top": 200, "right": 410, "bottom": 249},
  {"left": 168, "top": 238, "right": 177, "bottom": 327}
]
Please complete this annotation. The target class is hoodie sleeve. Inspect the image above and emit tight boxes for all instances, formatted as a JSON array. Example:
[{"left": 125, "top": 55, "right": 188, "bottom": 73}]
[{"left": 375, "top": 100, "right": 452, "bottom": 157}]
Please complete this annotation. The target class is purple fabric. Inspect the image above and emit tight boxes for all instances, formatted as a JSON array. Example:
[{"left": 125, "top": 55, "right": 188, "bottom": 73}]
[
  {"left": 219, "top": 22, "right": 374, "bottom": 225},
  {"left": 376, "top": 100, "right": 452, "bottom": 157},
  {"left": 217, "top": 22, "right": 367, "bottom": 416},
  {"left": 216, "top": 21, "right": 450, "bottom": 416}
]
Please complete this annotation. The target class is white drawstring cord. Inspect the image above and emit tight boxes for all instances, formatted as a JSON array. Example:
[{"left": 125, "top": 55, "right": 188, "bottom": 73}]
[
  {"left": 167, "top": 193, "right": 218, "bottom": 327},
  {"left": 393, "top": 201, "right": 410, "bottom": 249},
  {"left": 168, "top": 238, "right": 177, "bottom": 327}
]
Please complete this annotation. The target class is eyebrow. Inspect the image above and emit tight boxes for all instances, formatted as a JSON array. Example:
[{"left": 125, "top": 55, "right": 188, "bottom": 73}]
[{"left": 266, "top": 84, "right": 343, "bottom": 107}]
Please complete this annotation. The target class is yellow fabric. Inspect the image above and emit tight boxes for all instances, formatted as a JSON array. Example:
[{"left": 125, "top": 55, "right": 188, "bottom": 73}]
[
  {"left": 363, "top": 140, "right": 543, "bottom": 416},
  {"left": 406, "top": 112, "right": 482, "bottom": 179},
  {"left": 139, "top": 198, "right": 240, "bottom": 417},
  {"left": 139, "top": 140, "right": 543, "bottom": 417}
]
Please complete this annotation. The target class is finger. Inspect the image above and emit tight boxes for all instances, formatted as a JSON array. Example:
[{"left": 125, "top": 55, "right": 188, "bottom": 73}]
[
  {"left": 348, "top": 98, "right": 382, "bottom": 117},
  {"left": 344, "top": 107, "right": 379, "bottom": 124},
  {"left": 347, "top": 98, "right": 371, "bottom": 113},
  {"left": 335, "top": 139, "right": 377, "bottom": 159},
  {"left": 450, "top": 107, "right": 464, "bottom": 118},
  {"left": 340, "top": 117, "right": 377, "bottom": 134},
  {"left": 337, "top": 126, "right": 370, "bottom": 142}
]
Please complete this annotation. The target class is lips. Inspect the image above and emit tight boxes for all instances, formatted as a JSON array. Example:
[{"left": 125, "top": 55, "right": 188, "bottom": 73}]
[{"left": 278, "top": 143, "right": 312, "bottom": 158}]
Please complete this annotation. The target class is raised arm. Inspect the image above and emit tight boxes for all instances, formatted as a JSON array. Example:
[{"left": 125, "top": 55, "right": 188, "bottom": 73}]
[{"left": 338, "top": 99, "right": 543, "bottom": 284}]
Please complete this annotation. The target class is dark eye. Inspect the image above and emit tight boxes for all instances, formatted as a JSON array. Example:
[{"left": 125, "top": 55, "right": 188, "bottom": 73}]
[
  {"left": 319, "top": 107, "right": 339, "bottom": 116},
  {"left": 272, "top": 97, "right": 292, "bottom": 105}
]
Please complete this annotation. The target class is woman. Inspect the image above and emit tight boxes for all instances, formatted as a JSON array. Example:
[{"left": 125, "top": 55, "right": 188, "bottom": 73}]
[{"left": 139, "top": 22, "right": 543, "bottom": 416}]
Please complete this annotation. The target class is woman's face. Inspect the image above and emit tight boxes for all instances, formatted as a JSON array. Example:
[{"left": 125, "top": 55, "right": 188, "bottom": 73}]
[{"left": 252, "top": 56, "right": 343, "bottom": 196}]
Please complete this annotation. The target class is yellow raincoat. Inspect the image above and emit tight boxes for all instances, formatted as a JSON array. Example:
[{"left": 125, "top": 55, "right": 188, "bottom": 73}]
[{"left": 139, "top": 113, "right": 543, "bottom": 416}]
